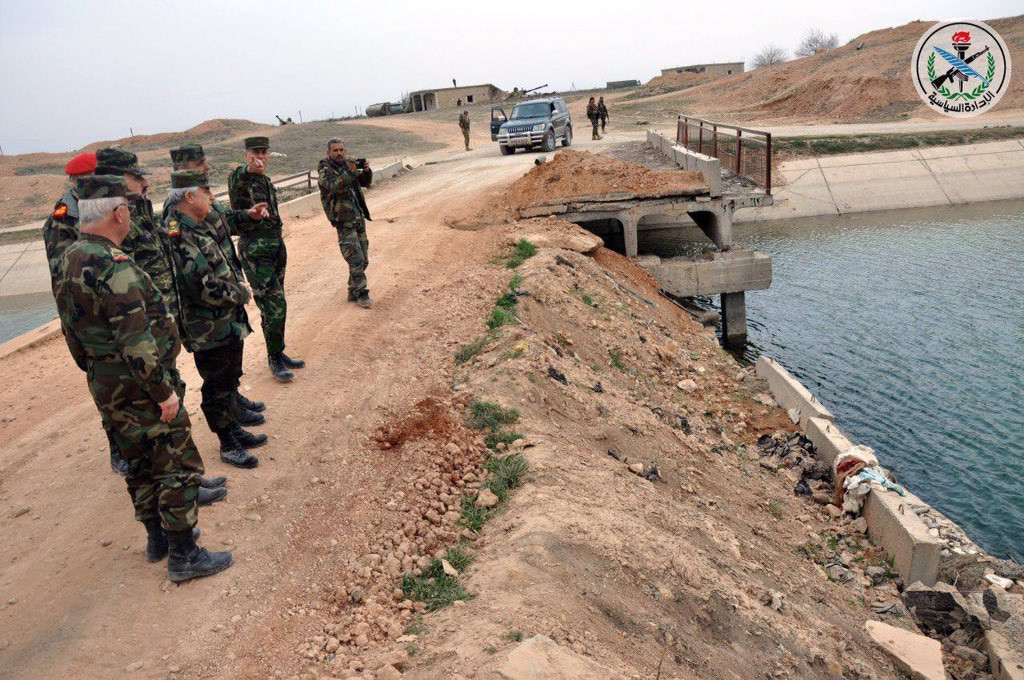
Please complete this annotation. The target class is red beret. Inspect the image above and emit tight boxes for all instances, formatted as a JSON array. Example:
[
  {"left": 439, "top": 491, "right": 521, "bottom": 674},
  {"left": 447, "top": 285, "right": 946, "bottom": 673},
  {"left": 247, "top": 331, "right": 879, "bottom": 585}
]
[{"left": 65, "top": 152, "right": 97, "bottom": 177}]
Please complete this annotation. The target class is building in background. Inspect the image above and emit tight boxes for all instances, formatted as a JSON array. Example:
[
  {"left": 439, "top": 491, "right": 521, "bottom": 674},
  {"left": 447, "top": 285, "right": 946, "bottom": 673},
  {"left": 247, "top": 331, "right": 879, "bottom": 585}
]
[
  {"left": 606, "top": 79, "right": 641, "bottom": 89},
  {"left": 659, "top": 62, "right": 745, "bottom": 78},
  {"left": 406, "top": 84, "right": 506, "bottom": 112}
]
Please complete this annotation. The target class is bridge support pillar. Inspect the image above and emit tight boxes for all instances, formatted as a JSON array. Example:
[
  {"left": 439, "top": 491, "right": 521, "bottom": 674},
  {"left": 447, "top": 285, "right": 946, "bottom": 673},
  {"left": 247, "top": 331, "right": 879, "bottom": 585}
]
[
  {"left": 720, "top": 291, "right": 747, "bottom": 347},
  {"left": 689, "top": 209, "right": 733, "bottom": 251},
  {"left": 621, "top": 212, "right": 639, "bottom": 257}
]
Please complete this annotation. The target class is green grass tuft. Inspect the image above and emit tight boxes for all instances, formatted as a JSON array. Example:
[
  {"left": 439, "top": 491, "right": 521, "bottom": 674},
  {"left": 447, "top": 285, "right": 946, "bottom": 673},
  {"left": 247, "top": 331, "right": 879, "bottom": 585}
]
[
  {"left": 459, "top": 494, "right": 492, "bottom": 532},
  {"left": 400, "top": 560, "right": 472, "bottom": 611},
  {"left": 609, "top": 349, "right": 628, "bottom": 372},
  {"left": 506, "top": 239, "right": 537, "bottom": 268},
  {"left": 508, "top": 274, "right": 523, "bottom": 291},
  {"left": 444, "top": 545, "right": 474, "bottom": 573},
  {"left": 487, "top": 306, "right": 517, "bottom": 330},
  {"left": 455, "top": 336, "right": 490, "bottom": 365},
  {"left": 505, "top": 630, "right": 525, "bottom": 642},
  {"left": 768, "top": 499, "right": 784, "bottom": 519},
  {"left": 484, "top": 453, "right": 529, "bottom": 500},
  {"left": 468, "top": 400, "right": 520, "bottom": 431}
]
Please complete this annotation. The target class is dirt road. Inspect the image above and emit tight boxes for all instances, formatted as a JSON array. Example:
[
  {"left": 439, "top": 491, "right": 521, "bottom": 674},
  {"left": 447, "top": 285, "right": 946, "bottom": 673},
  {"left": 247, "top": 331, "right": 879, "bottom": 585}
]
[{"left": 0, "top": 141, "right": 566, "bottom": 677}]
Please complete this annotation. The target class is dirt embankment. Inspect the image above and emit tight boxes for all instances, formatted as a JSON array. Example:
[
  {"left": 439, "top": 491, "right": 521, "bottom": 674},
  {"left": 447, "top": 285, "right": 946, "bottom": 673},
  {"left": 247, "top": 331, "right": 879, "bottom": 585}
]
[{"left": 617, "top": 14, "right": 1024, "bottom": 124}]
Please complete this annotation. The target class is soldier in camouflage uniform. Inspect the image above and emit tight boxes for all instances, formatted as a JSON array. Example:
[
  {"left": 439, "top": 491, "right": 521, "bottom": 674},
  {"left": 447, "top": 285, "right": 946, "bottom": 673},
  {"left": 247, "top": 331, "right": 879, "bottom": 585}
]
[
  {"left": 54, "top": 175, "right": 233, "bottom": 582},
  {"left": 318, "top": 138, "right": 373, "bottom": 307},
  {"left": 41, "top": 152, "right": 131, "bottom": 477},
  {"left": 94, "top": 149, "right": 229, "bottom": 502},
  {"left": 169, "top": 144, "right": 268, "bottom": 429},
  {"left": 228, "top": 136, "right": 305, "bottom": 382},
  {"left": 458, "top": 110, "right": 471, "bottom": 151},
  {"left": 165, "top": 170, "right": 266, "bottom": 469}
]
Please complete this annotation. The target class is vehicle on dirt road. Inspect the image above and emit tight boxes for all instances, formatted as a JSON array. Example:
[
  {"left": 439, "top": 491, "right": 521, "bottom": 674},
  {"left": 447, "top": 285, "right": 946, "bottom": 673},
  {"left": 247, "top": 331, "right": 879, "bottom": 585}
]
[{"left": 491, "top": 97, "right": 572, "bottom": 155}]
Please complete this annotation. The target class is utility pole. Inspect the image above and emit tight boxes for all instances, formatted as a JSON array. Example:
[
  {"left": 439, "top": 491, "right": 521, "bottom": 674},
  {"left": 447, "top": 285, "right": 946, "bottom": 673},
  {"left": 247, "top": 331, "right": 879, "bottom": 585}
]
[
  {"left": 298, "top": 110, "right": 303, "bottom": 123},
  {"left": 130, "top": 127, "right": 135, "bottom": 137}
]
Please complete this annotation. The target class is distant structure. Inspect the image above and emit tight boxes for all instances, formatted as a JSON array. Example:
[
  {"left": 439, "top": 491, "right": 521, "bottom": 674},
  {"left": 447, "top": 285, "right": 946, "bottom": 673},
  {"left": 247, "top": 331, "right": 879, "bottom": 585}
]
[
  {"left": 606, "top": 79, "right": 641, "bottom": 89},
  {"left": 365, "top": 102, "right": 405, "bottom": 117},
  {"left": 659, "top": 61, "right": 745, "bottom": 78},
  {"left": 406, "top": 84, "right": 506, "bottom": 112}
]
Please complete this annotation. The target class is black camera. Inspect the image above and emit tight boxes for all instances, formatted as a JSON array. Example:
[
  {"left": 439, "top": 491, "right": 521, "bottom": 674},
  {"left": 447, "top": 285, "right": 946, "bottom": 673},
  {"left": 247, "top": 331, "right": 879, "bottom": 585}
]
[{"left": 354, "top": 158, "right": 367, "bottom": 169}]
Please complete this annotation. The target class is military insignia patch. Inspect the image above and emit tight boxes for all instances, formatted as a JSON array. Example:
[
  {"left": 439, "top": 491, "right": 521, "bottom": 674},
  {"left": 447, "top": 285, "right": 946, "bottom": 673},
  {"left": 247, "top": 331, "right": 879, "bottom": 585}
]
[
  {"left": 169, "top": 228, "right": 181, "bottom": 238},
  {"left": 112, "top": 254, "right": 129, "bottom": 262},
  {"left": 52, "top": 204, "right": 68, "bottom": 218}
]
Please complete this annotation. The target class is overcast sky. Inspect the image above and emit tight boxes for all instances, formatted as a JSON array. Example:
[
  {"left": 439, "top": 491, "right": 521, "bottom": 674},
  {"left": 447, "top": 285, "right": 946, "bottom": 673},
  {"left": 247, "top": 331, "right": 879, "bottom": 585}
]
[{"left": 0, "top": 0, "right": 1018, "bottom": 155}]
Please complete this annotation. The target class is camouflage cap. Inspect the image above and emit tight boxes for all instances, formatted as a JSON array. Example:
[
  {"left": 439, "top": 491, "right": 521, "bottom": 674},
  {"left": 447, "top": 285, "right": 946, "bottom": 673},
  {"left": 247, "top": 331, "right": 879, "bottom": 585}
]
[
  {"left": 244, "top": 136, "right": 270, "bottom": 150},
  {"left": 76, "top": 174, "right": 128, "bottom": 200},
  {"left": 170, "top": 144, "right": 205, "bottom": 167},
  {"left": 170, "top": 169, "right": 211, "bottom": 189},
  {"left": 95, "top": 148, "right": 149, "bottom": 176}
]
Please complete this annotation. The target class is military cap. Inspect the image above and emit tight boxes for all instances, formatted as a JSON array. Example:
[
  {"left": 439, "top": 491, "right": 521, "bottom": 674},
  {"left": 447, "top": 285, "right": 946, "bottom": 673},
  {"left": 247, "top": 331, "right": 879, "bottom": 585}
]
[
  {"left": 170, "top": 144, "right": 205, "bottom": 166},
  {"left": 95, "top": 148, "right": 149, "bottom": 176},
  {"left": 244, "top": 136, "right": 270, "bottom": 150},
  {"left": 170, "top": 169, "right": 211, "bottom": 189},
  {"left": 64, "top": 152, "right": 97, "bottom": 177},
  {"left": 76, "top": 175, "right": 128, "bottom": 200}
]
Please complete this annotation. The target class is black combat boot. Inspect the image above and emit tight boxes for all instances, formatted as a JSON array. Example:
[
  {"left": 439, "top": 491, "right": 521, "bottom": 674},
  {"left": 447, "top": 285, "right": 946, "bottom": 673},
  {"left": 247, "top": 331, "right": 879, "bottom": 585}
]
[
  {"left": 199, "top": 475, "right": 228, "bottom": 489},
  {"left": 236, "top": 392, "right": 265, "bottom": 413},
  {"left": 144, "top": 519, "right": 200, "bottom": 563},
  {"left": 231, "top": 425, "right": 268, "bottom": 449},
  {"left": 218, "top": 429, "right": 259, "bottom": 469},
  {"left": 106, "top": 429, "right": 129, "bottom": 477},
  {"left": 166, "top": 529, "right": 234, "bottom": 582},
  {"left": 197, "top": 486, "right": 228, "bottom": 506},
  {"left": 356, "top": 291, "right": 373, "bottom": 309},
  {"left": 232, "top": 401, "right": 266, "bottom": 426},
  {"left": 268, "top": 354, "right": 293, "bottom": 382},
  {"left": 347, "top": 290, "right": 358, "bottom": 302},
  {"left": 279, "top": 352, "right": 305, "bottom": 369}
]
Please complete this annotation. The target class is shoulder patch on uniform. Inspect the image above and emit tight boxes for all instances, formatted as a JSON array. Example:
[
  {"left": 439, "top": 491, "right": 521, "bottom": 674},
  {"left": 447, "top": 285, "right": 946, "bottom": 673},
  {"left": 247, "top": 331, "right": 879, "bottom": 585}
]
[
  {"left": 52, "top": 204, "right": 68, "bottom": 218},
  {"left": 112, "top": 253, "right": 130, "bottom": 262},
  {"left": 168, "top": 220, "right": 181, "bottom": 238}
]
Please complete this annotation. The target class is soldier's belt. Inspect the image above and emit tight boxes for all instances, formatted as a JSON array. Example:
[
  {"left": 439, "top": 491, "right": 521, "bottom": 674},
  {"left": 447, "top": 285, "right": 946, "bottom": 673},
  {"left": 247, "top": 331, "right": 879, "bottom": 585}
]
[
  {"left": 86, "top": 358, "right": 133, "bottom": 374},
  {"left": 240, "top": 228, "right": 283, "bottom": 239}
]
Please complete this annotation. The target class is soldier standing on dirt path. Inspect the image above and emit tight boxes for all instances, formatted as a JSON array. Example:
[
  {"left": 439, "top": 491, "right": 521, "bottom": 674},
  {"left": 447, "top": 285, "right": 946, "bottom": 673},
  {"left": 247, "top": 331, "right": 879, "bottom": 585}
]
[
  {"left": 41, "top": 152, "right": 133, "bottom": 478},
  {"left": 228, "top": 136, "right": 305, "bottom": 383},
  {"left": 54, "top": 174, "right": 234, "bottom": 582},
  {"left": 459, "top": 109, "right": 471, "bottom": 151},
  {"left": 598, "top": 96, "right": 609, "bottom": 133},
  {"left": 317, "top": 138, "right": 374, "bottom": 308},
  {"left": 169, "top": 144, "right": 269, "bottom": 437},
  {"left": 587, "top": 97, "right": 602, "bottom": 140},
  {"left": 165, "top": 170, "right": 267, "bottom": 470}
]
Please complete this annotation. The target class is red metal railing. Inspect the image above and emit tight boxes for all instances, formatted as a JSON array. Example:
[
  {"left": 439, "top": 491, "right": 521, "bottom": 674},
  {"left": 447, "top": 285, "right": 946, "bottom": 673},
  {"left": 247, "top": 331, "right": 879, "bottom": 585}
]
[{"left": 676, "top": 115, "right": 772, "bottom": 195}]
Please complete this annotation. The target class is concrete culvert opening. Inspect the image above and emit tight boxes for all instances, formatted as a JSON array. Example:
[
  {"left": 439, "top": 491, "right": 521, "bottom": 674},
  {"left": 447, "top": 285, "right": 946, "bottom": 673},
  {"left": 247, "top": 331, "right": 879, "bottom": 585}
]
[{"left": 573, "top": 218, "right": 625, "bottom": 254}]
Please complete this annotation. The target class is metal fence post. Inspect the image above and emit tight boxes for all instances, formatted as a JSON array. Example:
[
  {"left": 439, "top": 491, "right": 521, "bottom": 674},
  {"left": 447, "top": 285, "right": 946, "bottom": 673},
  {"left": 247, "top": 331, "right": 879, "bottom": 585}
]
[
  {"left": 765, "top": 133, "right": 772, "bottom": 195},
  {"left": 735, "top": 129, "right": 742, "bottom": 174}
]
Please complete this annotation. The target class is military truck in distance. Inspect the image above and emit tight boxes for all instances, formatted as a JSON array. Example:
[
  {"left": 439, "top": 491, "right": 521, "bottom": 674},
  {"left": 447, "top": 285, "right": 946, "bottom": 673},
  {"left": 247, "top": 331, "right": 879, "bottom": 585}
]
[{"left": 491, "top": 97, "right": 572, "bottom": 155}]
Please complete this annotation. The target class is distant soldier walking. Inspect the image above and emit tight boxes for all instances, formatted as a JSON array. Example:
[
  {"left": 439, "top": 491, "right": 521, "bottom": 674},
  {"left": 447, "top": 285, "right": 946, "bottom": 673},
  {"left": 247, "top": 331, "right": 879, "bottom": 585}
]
[
  {"left": 54, "top": 175, "right": 233, "bottom": 582},
  {"left": 459, "top": 109, "right": 471, "bottom": 151},
  {"left": 598, "top": 96, "right": 609, "bottom": 133},
  {"left": 228, "top": 136, "right": 305, "bottom": 382},
  {"left": 318, "top": 138, "right": 374, "bottom": 307},
  {"left": 41, "top": 152, "right": 131, "bottom": 477},
  {"left": 165, "top": 170, "right": 267, "bottom": 470},
  {"left": 169, "top": 144, "right": 269, "bottom": 431},
  {"left": 586, "top": 97, "right": 602, "bottom": 140}
]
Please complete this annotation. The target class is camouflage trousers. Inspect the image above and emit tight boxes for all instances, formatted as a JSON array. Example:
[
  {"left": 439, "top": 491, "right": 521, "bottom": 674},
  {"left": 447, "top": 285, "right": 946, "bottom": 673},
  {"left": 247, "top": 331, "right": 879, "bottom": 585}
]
[
  {"left": 240, "top": 235, "right": 288, "bottom": 355},
  {"left": 590, "top": 118, "right": 600, "bottom": 139},
  {"left": 462, "top": 128, "right": 470, "bottom": 150},
  {"left": 334, "top": 218, "right": 369, "bottom": 297},
  {"left": 86, "top": 361, "right": 203, "bottom": 532},
  {"left": 193, "top": 339, "right": 244, "bottom": 435}
]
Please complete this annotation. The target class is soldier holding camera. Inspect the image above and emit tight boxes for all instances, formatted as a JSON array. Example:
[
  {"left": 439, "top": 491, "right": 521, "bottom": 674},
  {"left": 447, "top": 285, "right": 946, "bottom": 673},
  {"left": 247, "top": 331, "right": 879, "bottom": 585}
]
[{"left": 317, "top": 138, "right": 373, "bottom": 308}]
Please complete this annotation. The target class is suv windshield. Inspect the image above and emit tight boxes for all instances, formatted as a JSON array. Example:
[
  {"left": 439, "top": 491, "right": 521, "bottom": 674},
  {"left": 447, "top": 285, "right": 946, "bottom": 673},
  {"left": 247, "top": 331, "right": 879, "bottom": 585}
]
[{"left": 510, "top": 102, "right": 549, "bottom": 119}]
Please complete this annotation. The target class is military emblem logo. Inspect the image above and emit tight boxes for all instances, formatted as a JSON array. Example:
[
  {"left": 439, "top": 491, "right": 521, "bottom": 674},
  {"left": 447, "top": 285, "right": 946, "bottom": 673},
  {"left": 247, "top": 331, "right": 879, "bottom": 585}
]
[{"left": 912, "top": 20, "right": 1012, "bottom": 117}]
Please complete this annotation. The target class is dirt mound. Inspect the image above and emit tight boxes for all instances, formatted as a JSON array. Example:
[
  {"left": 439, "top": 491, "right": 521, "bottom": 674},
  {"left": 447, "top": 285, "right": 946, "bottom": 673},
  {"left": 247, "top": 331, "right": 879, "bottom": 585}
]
[
  {"left": 80, "top": 118, "right": 265, "bottom": 153},
  {"left": 504, "top": 150, "right": 707, "bottom": 208},
  {"left": 624, "top": 14, "right": 1024, "bottom": 122},
  {"left": 630, "top": 70, "right": 712, "bottom": 98}
]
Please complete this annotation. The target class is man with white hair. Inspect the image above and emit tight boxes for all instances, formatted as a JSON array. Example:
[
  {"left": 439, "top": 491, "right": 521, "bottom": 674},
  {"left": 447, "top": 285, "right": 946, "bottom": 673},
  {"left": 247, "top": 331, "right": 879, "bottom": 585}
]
[
  {"left": 165, "top": 170, "right": 265, "bottom": 469},
  {"left": 54, "top": 174, "right": 233, "bottom": 582}
]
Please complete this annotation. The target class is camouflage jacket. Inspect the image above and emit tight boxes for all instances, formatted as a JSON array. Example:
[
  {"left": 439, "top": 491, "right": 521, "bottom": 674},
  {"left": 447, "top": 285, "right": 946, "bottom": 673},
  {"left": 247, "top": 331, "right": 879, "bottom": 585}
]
[
  {"left": 165, "top": 208, "right": 251, "bottom": 352},
  {"left": 122, "top": 196, "right": 180, "bottom": 319},
  {"left": 458, "top": 112, "right": 470, "bottom": 130},
  {"left": 55, "top": 233, "right": 180, "bottom": 403},
  {"left": 586, "top": 103, "right": 599, "bottom": 121},
  {"left": 41, "top": 187, "right": 80, "bottom": 292},
  {"left": 227, "top": 167, "right": 282, "bottom": 236},
  {"left": 317, "top": 158, "right": 371, "bottom": 224}
]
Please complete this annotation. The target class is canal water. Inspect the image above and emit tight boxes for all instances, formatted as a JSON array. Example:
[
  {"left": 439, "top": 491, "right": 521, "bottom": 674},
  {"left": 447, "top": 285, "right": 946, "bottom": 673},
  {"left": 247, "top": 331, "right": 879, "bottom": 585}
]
[
  {"left": 639, "top": 199, "right": 1024, "bottom": 562},
  {"left": 0, "top": 292, "right": 57, "bottom": 345}
]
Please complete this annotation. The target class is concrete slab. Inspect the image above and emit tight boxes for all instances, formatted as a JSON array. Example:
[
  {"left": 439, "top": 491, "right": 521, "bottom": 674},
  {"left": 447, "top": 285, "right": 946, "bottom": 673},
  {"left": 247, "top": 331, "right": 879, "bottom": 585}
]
[
  {"left": 863, "top": 488, "right": 941, "bottom": 586},
  {"left": 734, "top": 163, "right": 838, "bottom": 223},
  {"left": 915, "top": 139, "right": 1024, "bottom": 159},
  {"left": 642, "top": 248, "right": 771, "bottom": 296},
  {"left": 0, "top": 242, "right": 36, "bottom": 255},
  {"left": 986, "top": 630, "right": 1024, "bottom": 680},
  {"left": 865, "top": 620, "right": 945, "bottom": 680},
  {"left": 804, "top": 416, "right": 854, "bottom": 469},
  {"left": 0, "top": 249, "right": 50, "bottom": 296},
  {"left": 0, "top": 318, "right": 61, "bottom": 362},
  {"left": 924, "top": 150, "right": 1024, "bottom": 205},
  {"left": 823, "top": 159, "right": 950, "bottom": 213},
  {"left": 755, "top": 356, "right": 834, "bottom": 428},
  {"left": 817, "top": 148, "right": 925, "bottom": 168}
]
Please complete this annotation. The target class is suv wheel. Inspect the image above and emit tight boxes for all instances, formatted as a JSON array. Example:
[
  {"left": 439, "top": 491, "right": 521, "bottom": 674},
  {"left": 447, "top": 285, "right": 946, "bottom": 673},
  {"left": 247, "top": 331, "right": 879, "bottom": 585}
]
[
  {"left": 542, "top": 129, "right": 557, "bottom": 152},
  {"left": 500, "top": 145, "right": 515, "bottom": 156},
  {"left": 562, "top": 126, "right": 572, "bottom": 147}
]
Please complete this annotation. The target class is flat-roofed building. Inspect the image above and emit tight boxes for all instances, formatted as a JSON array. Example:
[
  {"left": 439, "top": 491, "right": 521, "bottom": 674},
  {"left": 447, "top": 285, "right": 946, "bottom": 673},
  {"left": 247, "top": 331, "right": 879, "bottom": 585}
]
[
  {"left": 406, "top": 84, "right": 506, "bottom": 112},
  {"left": 659, "top": 62, "right": 745, "bottom": 78}
]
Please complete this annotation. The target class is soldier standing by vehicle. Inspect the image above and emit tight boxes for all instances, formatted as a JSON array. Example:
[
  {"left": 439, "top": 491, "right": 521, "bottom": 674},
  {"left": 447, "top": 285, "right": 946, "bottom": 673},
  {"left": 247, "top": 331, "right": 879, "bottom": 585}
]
[
  {"left": 169, "top": 144, "right": 268, "bottom": 426},
  {"left": 317, "top": 138, "right": 373, "bottom": 308},
  {"left": 166, "top": 170, "right": 266, "bottom": 470},
  {"left": 598, "top": 96, "right": 609, "bottom": 133},
  {"left": 459, "top": 109, "right": 471, "bottom": 151},
  {"left": 228, "top": 136, "right": 305, "bottom": 382},
  {"left": 54, "top": 175, "right": 233, "bottom": 582},
  {"left": 586, "top": 97, "right": 602, "bottom": 140},
  {"left": 41, "top": 152, "right": 131, "bottom": 477}
]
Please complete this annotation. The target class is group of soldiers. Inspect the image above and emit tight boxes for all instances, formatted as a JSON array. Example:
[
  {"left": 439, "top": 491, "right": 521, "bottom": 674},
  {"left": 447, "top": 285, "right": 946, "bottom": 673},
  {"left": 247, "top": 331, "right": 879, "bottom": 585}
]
[
  {"left": 586, "top": 96, "right": 610, "bottom": 140},
  {"left": 42, "top": 134, "right": 374, "bottom": 582}
]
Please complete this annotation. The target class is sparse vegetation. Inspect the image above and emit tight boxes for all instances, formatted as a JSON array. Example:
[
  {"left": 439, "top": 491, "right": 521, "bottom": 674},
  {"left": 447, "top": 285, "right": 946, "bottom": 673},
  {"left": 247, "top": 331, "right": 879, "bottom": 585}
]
[
  {"left": 774, "top": 126, "right": 1024, "bottom": 159},
  {"left": 795, "top": 28, "right": 839, "bottom": 57},
  {"left": 505, "top": 239, "right": 537, "bottom": 269},
  {"left": 752, "top": 44, "right": 789, "bottom": 69},
  {"left": 609, "top": 349, "right": 628, "bottom": 372},
  {"left": 459, "top": 494, "right": 493, "bottom": 533},
  {"left": 483, "top": 453, "right": 528, "bottom": 501},
  {"left": 444, "top": 545, "right": 473, "bottom": 573},
  {"left": 484, "top": 429, "right": 524, "bottom": 451},
  {"left": 468, "top": 400, "right": 520, "bottom": 431},
  {"left": 505, "top": 630, "right": 525, "bottom": 643},
  {"left": 768, "top": 499, "right": 784, "bottom": 519},
  {"left": 400, "top": 559, "right": 472, "bottom": 611},
  {"left": 455, "top": 336, "right": 490, "bottom": 365},
  {"left": 487, "top": 306, "right": 517, "bottom": 330}
]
